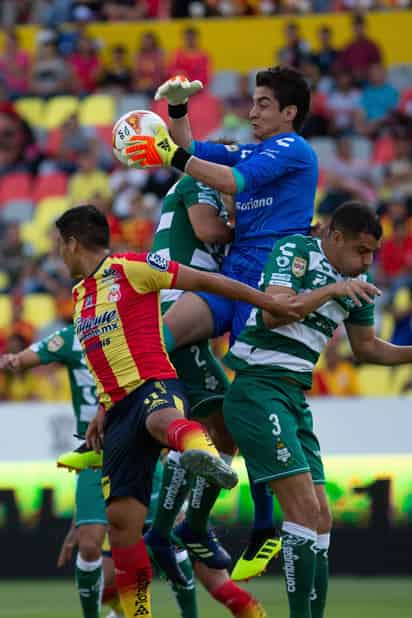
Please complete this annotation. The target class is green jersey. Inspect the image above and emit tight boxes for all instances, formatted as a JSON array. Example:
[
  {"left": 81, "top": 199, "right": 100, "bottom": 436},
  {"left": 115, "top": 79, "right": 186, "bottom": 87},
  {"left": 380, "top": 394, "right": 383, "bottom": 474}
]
[
  {"left": 31, "top": 325, "right": 98, "bottom": 436},
  {"left": 152, "top": 176, "right": 227, "bottom": 302},
  {"left": 226, "top": 234, "right": 374, "bottom": 389}
]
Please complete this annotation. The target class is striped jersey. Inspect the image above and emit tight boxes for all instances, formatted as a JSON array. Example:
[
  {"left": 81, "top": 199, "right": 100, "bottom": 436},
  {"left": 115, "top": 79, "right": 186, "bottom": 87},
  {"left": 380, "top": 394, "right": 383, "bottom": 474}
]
[
  {"left": 31, "top": 325, "right": 98, "bottom": 435},
  {"left": 72, "top": 252, "right": 179, "bottom": 410},
  {"left": 152, "top": 175, "right": 228, "bottom": 306},
  {"left": 152, "top": 175, "right": 226, "bottom": 267},
  {"left": 226, "top": 234, "right": 374, "bottom": 388}
]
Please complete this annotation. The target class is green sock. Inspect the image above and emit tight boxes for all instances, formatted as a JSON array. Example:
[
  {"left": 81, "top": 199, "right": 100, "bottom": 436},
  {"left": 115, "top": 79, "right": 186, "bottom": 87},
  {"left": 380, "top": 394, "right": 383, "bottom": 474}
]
[
  {"left": 153, "top": 451, "right": 192, "bottom": 537},
  {"left": 281, "top": 522, "right": 317, "bottom": 618},
  {"left": 75, "top": 554, "right": 103, "bottom": 618},
  {"left": 310, "top": 534, "right": 330, "bottom": 618},
  {"left": 171, "top": 550, "right": 198, "bottom": 618},
  {"left": 186, "top": 474, "right": 221, "bottom": 534}
]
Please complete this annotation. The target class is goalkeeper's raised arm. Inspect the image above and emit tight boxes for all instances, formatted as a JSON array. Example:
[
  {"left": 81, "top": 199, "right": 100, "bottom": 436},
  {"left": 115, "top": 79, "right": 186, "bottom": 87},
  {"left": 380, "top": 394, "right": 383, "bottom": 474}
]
[{"left": 155, "top": 75, "right": 202, "bottom": 149}]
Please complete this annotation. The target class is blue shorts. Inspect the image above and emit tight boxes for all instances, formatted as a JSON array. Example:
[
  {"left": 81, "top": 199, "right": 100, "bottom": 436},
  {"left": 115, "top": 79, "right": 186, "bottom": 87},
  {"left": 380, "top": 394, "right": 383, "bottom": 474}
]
[
  {"left": 102, "top": 378, "right": 188, "bottom": 508},
  {"left": 196, "top": 260, "right": 261, "bottom": 344}
]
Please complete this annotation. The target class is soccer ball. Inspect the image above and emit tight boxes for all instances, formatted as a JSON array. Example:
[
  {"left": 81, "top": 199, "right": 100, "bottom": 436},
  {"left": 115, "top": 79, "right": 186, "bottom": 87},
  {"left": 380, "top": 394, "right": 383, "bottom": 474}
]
[{"left": 112, "top": 109, "right": 167, "bottom": 165}]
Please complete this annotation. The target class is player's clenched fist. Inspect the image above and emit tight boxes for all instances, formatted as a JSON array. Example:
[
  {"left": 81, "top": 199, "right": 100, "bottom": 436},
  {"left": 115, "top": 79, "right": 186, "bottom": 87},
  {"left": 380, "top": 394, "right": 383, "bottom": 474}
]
[
  {"left": 155, "top": 75, "right": 203, "bottom": 105},
  {"left": 122, "top": 124, "right": 180, "bottom": 168}
]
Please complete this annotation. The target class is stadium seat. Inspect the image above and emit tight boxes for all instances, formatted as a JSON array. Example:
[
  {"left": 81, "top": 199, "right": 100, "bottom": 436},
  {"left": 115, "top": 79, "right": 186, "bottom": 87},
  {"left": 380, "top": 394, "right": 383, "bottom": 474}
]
[
  {"left": 379, "top": 312, "right": 394, "bottom": 341},
  {"left": 0, "top": 172, "right": 32, "bottom": 207},
  {"left": 117, "top": 93, "right": 151, "bottom": 118},
  {"left": 35, "top": 196, "right": 70, "bottom": 230},
  {"left": 387, "top": 64, "right": 412, "bottom": 92},
  {"left": 20, "top": 221, "right": 52, "bottom": 255},
  {"left": 79, "top": 95, "right": 116, "bottom": 126},
  {"left": 210, "top": 70, "right": 240, "bottom": 99},
  {"left": 0, "top": 200, "right": 34, "bottom": 223},
  {"left": 0, "top": 295, "right": 12, "bottom": 329},
  {"left": 33, "top": 172, "right": 68, "bottom": 202},
  {"left": 95, "top": 125, "right": 114, "bottom": 148},
  {"left": 42, "top": 96, "right": 79, "bottom": 130},
  {"left": 23, "top": 294, "right": 57, "bottom": 329},
  {"left": 309, "top": 137, "right": 335, "bottom": 168},
  {"left": 351, "top": 136, "right": 372, "bottom": 161},
  {"left": 15, "top": 98, "right": 44, "bottom": 128},
  {"left": 358, "top": 365, "right": 392, "bottom": 396},
  {"left": 152, "top": 91, "right": 223, "bottom": 140},
  {"left": 393, "top": 287, "right": 410, "bottom": 312}
]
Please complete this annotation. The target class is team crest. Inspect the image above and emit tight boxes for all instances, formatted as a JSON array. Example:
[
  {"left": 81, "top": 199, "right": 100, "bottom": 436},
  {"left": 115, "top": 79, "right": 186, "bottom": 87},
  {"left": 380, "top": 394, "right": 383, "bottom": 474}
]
[
  {"left": 47, "top": 334, "right": 64, "bottom": 352},
  {"left": 108, "top": 283, "right": 121, "bottom": 303},
  {"left": 146, "top": 252, "right": 168, "bottom": 271},
  {"left": 275, "top": 439, "right": 292, "bottom": 466},
  {"left": 292, "top": 257, "right": 307, "bottom": 278}
]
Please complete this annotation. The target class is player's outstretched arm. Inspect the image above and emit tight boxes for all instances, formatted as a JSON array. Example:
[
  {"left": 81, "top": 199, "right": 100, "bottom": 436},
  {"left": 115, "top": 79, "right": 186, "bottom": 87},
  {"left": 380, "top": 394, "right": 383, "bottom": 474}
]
[
  {"left": 0, "top": 348, "right": 40, "bottom": 372},
  {"left": 154, "top": 76, "right": 202, "bottom": 148},
  {"left": 123, "top": 125, "right": 239, "bottom": 194},
  {"left": 263, "top": 279, "right": 382, "bottom": 329},
  {"left": 174, "top": 265, "right": 300, "bottom": 320},
  {"left": 346, "top": 323, "right": 412, "bottom": 365}
]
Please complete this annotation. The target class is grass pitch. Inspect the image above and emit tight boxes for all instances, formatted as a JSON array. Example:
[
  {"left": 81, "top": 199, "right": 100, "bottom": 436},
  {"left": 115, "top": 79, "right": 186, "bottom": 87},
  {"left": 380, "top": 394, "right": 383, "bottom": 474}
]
[{"left": 0, "top": 577, "right": 411, "bottom": 617}]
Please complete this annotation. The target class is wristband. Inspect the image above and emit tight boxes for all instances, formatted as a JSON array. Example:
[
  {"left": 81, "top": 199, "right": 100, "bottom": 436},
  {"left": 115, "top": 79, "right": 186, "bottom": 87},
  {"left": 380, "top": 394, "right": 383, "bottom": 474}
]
[
  {"left": 168, "top": 103, "right": 188, "bottom": 118},
  {"left": 171, "top": 147, "right": 192, "bottom": 172}
]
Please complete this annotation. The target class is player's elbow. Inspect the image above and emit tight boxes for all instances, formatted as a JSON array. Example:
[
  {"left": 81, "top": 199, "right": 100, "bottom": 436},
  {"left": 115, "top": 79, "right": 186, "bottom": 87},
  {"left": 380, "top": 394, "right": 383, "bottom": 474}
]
[
  {"left": 352, "top": 347, "right": 371, "bottom": 363},
  {"left": 194, "top": 224, "right": 220, "bottom": 244}
]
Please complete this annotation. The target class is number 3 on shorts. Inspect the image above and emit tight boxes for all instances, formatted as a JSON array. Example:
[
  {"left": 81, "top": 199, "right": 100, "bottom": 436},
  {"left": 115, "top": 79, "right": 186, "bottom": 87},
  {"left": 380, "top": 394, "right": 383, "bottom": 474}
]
[{"left": 269, "top": 413, "right": 281, "bottom": 436}]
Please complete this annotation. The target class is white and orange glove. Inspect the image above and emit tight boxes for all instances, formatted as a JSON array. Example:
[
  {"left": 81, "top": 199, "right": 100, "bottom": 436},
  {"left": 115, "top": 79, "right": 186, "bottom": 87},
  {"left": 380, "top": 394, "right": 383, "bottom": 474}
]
[
  {"left": 154, "top": 75, "right": 203, "bottom": 105},
  {"left": 123, "top": 124, "right": 179, "bottom": 168}
]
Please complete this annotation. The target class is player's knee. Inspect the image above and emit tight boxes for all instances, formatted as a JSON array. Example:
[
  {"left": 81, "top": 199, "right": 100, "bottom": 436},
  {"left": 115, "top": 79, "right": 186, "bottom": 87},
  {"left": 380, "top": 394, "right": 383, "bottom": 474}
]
[
  {"left": 78, "top": 538, "right": 101, "bottom": 562},
  {"left": 285, "top": 494, "right": 321, "bottom": 530}
]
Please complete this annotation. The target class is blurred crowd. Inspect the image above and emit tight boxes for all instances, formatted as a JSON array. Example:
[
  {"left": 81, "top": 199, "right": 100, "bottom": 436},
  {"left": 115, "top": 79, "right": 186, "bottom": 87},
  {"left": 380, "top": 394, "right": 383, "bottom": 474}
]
[
  {"left": 0, "top": 11, "right": 412, "bottom": 401},
  {"left": 1, "top": 0, "right": 411, "bottom": 25}
]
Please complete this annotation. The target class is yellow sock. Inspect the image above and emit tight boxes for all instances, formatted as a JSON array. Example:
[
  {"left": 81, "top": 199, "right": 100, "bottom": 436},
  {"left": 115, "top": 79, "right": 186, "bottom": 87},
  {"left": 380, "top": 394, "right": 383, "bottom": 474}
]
[
  {"left": 119, "top": 586, "right": 151, "bottom": 618},
  {"left": 238, "top": 599, "right": 268, "bottom": 618},
  {"left": 168, "top": 418, "right": 219, "bottom": 457}
]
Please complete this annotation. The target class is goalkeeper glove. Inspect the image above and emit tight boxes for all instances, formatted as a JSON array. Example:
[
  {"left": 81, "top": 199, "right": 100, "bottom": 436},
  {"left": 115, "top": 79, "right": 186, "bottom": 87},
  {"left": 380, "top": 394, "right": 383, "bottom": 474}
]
[
  {"left": 123, "top": 124, "right": 192, "bottom": 170},
  {"left": 154, "top": 75, "right": 203, "bottom": 105}
]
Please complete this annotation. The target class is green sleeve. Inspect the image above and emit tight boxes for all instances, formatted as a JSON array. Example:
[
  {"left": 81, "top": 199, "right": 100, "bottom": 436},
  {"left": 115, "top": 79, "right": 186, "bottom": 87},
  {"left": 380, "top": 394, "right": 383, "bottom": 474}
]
[
  {"left": 346, "top": 274, "right": 375, "bottom": 326},
  {"left": 30, "top": 326, "right": 74, "bottom": 366},
  {"left": 262, "top": 235, "right": 309, "bottom": 293},
  {"left": 181, "top": 177, "right": 222, "bottom": 211}
]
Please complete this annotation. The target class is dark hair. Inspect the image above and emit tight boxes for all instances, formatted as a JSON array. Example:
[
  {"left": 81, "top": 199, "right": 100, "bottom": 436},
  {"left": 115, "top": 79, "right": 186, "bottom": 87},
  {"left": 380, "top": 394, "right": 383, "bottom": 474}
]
[
  {"left": 329, "top": 201, "right": 382, "bottom": 241},
  {"left": 255, "top": 66, "right": 310, "bottom": 131},
  {"left": 55, "top": 205, "right": 110, "bottom": 249}
]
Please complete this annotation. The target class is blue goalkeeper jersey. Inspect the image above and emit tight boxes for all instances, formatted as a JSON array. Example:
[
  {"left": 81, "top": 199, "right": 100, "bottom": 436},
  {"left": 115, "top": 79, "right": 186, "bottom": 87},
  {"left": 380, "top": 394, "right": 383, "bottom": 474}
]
[{"left": 193, "top": 132, "right": 318, "bottom": 277}]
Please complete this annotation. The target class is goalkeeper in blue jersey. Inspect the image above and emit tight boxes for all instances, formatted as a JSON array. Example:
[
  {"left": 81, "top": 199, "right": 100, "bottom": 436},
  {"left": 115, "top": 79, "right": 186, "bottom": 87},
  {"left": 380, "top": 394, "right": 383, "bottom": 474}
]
[{"left": 123, "top": 66, "right": 317, "bottom": 580}]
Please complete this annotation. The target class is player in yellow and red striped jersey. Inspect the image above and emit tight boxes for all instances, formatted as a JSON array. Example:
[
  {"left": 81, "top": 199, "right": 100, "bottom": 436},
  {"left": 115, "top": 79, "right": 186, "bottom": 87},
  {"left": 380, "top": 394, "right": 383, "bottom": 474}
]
[{"left": 54, "top": 205, "right": 296, "bottom": 618}]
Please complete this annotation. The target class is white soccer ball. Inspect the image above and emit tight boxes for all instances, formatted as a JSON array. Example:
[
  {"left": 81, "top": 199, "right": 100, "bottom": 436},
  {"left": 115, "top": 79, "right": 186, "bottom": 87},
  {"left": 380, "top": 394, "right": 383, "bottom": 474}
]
[{"left": 112, "top": 109, "right": 167, "bottom": 165}]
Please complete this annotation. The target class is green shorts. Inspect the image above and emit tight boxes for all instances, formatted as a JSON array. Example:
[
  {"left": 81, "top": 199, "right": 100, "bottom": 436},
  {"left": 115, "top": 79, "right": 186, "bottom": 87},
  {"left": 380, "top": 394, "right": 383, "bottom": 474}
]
[
  {"left": 170, "top": 342, "right": 229, "bottom": 418},
  {"left": 75, "top": 468, "right": 107, "bottom": 527},
  {"left": 223, "top": 372, "right": 325, "bottom": 485}
]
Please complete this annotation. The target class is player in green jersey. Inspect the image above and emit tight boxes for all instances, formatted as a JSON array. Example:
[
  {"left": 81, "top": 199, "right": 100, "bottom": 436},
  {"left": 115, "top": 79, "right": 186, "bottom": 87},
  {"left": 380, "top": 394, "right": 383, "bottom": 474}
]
[
  {"left": 147, "top": 175, "right": 234, "bottom": 579},
  {"left": 0, "top": 326, "right": 106, "bottom": 618},
  {"left": 223, "top": 201, "right": 412, "bottom": 618},
  {"left": 147, "top": 175, "right": 268, "bottom": 618}
]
